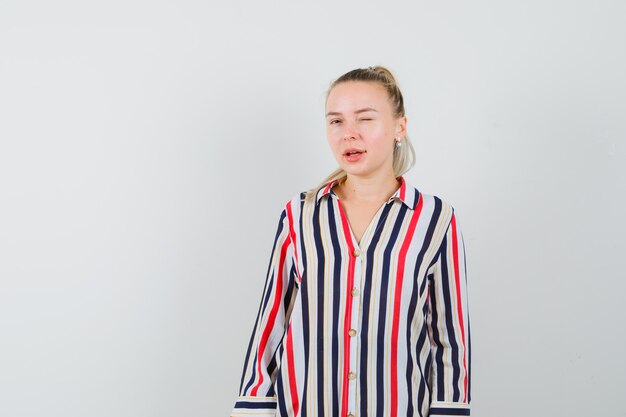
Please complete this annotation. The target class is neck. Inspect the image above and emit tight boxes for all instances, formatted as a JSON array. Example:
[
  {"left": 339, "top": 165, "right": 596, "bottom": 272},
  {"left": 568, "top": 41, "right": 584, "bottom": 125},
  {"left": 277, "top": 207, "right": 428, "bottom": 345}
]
[{"left": 338, "top": 173, "right": 401, "bottom": 203}]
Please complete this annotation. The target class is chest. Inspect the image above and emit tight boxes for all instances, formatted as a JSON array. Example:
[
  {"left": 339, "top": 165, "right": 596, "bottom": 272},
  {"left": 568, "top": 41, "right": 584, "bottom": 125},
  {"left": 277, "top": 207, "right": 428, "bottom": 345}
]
[
  {"left": 294, "top": 195, "right": 447, "bottom": 286},
  {"left": 338, "top": 199, "right": 387, "bottom": 245},
  {"left": 295, "top": 198, "right": 441, "bottom": 327}
]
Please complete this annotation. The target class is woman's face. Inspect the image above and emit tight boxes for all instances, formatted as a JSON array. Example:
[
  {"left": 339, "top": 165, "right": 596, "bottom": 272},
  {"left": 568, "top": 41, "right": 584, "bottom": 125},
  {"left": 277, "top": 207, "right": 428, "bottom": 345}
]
[{"left": 325, "top": 81, "right": 406, "bottom": 180}]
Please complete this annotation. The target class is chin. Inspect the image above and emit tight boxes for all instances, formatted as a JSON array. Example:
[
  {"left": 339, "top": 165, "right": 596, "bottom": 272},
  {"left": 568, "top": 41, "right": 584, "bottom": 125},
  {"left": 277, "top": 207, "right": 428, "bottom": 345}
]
[{"left": 342, "top": 166, "right": 369, "bottom": 176}]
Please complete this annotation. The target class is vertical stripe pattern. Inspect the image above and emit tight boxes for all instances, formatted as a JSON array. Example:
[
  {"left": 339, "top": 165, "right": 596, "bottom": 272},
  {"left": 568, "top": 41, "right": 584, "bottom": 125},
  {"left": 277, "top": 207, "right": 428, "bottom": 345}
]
[{"left": 231, "top": 176, "right": 471, "bottom": 417}]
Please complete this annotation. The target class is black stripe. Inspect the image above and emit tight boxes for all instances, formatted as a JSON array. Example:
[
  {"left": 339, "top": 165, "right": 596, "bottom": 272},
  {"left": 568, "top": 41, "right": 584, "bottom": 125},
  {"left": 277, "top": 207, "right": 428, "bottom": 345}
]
[
  {"left": 275, "top": 364, "right": 288, "bottom": 417},
  {"left": 438, "top": 238, "right": 461, "bottom": 402},
  {"left": 234, "top": 401, "right": 277, "bottom": 409},
  {"left": 267, "top": 332, "right": 287, "bottom": 397},
  {"left": 298, "top": 196, "right": 310, "bottom": 417},
  {"left": 429, "top": 407, "right": 470, "bottom": 416},
  {"left": 327, "top": 197, "right": 341, "bottom": 417},
  {"left": 419, "top": 299, "right": 433, "bottom": 397},
  {"left": 407, "top": 197, "right": 441, "bottom": 415},
  {"left": 312, "top": 197, "right": 327, "bottom": 415},
  {"left": 412, "top": 188, "right": 420, "bottom": 210},
  {"left": 360, "top": 202, "right": 394, "bottom": 416},
  {"left": 416, "top": 374, "right": 426, "bottom": 417},
  {"left": 429, "top": 252, "right": 445, "bottom": 401},
  {"left": 404, "top": 194, "right": 434, "bottom": 416},
  {"left": 284, "top": 264, "right": 296, "bottom": 315},
  {"left": 376, "top": 204, "right": 408, "bottom": 417}
]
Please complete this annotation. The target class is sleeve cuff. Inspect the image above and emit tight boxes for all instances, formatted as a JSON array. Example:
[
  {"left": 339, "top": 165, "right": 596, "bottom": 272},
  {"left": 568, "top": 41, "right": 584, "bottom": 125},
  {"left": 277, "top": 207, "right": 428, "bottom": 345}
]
[
  {"left": 231, "top": 396, "right": 277, "bottom": 417},
  {"left": 429, "top": 401, "right": 470, "bottom": 416}
]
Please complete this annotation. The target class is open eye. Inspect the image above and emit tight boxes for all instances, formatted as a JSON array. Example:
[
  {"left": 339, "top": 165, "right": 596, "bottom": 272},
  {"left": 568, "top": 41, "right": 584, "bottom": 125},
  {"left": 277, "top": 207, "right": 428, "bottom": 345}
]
[{"left": 329, "top": 119, "right": 342, "bottom": 125}]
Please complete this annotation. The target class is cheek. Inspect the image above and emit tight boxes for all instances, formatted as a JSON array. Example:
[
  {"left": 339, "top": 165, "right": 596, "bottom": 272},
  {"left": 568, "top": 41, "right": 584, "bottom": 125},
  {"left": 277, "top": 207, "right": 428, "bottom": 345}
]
[
  {"left": 325, "top": 131, "right": 339, "bottom": 151},
  {"left": 362, "top": 120, "right": 387, "bottom": 135},
  {"left": 326, "top": 127, "right": 343, "bottom": 144},
  {"left": 327, "top": 124, "right": 343, "bottom": 136}
]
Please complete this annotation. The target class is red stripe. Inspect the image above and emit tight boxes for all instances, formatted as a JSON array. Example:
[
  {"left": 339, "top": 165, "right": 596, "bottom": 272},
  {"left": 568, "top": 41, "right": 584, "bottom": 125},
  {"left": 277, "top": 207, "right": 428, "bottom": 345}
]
[
  {"left": 450, "top": 215, "right": 468, "bottom": 401},
  {"left": 336, "top": 198, "right": 356, "bottom": 417},
  {"left": 286, "top": 202, "right": 301, "bottom": 283},
  {"left": 285, "top": 323, "right": 300, "bottom": 415},
  {"left": 277, "top": 191, "right": 318, "bottom": 410},
  {"left": 390, "top": 195, "right": 423, "bottom": 417},
  {"left": 398, "top": 176, "right": 406, "bottom": 202},
  {"left": 250, "top": 230, "right": 292, "bottom": 396},
  {"left": 285, "top": 200, "right": 301, "bottom": 414},
  {"left": 322, "top": 180, "right": 337, "bottom": 198}
]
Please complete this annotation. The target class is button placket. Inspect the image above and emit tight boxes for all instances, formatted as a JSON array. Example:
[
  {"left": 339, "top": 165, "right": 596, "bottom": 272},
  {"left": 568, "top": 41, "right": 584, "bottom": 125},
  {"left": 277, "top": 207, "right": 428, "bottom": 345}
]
[{"left": 347, "top": 245, "right": 363, "bottom": 417}]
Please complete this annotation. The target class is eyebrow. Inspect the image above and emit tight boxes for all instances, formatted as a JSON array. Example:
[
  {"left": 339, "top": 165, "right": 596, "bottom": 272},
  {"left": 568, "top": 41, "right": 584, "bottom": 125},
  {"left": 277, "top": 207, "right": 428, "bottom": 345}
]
[{"left": 325, "top": 107, "right": 379, "bottom": 117}]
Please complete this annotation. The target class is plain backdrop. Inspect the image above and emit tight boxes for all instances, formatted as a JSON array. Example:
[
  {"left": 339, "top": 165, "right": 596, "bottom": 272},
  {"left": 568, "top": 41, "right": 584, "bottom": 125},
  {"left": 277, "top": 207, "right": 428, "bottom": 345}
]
[{"left": 1, "top": 1, "right": 625, "bottom": 416}]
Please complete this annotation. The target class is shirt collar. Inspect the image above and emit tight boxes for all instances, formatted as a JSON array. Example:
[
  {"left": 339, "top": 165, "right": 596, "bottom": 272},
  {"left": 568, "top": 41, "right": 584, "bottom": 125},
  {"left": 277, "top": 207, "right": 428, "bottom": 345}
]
[{"left": 315, "top": 175, "right": 419, "bottom": 210}]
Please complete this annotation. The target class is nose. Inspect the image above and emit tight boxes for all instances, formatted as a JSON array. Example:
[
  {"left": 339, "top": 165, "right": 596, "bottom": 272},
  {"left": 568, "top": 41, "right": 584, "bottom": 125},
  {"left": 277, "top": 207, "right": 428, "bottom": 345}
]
[{"left": 342, "top": 120, "right": 358, "bottom": 140}]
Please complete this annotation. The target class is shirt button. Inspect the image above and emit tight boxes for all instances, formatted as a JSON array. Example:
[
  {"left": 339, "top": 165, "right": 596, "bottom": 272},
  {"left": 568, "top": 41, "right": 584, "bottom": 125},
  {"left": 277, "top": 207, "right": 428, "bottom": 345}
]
[
  {"left": 351, "top": 288, "right": 360, "bottom": 297},
  {"left": 348, "top": 372, "right": 356, "bottom": 380},
  {"left": 348, "top": 329, "right": 357, "bottom": 337},
  {"left": 352, "top": 248, "right": 360, "bottom": 257}
]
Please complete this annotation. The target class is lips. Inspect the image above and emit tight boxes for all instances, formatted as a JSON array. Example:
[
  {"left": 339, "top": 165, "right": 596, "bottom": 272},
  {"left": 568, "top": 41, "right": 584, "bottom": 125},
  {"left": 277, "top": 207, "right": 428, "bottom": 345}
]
[
  {"left": 343, "top": 147, "right": 366, "bottom": 163},
  {"left": 343, "top": 148, "right": 366, "bottom": 156}
]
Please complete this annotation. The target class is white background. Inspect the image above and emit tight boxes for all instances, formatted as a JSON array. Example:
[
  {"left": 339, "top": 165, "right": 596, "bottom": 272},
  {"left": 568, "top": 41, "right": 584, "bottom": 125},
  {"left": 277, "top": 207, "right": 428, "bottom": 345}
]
[{"left": 1, "top": 1, "right": 625, "bottom": 416}]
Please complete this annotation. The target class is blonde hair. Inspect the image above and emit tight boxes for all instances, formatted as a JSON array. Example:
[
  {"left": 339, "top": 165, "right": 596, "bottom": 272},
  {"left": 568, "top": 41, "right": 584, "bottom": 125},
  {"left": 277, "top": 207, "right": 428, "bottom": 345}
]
[{"left": 303, "top": 65, "right": 416, "bottom": 202}]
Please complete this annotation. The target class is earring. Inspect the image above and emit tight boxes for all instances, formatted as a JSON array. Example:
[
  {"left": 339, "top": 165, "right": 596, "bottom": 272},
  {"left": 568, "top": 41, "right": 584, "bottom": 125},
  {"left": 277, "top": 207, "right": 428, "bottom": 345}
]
[{"left": 395, "top": 138, "right": 402, "bottom": 148}]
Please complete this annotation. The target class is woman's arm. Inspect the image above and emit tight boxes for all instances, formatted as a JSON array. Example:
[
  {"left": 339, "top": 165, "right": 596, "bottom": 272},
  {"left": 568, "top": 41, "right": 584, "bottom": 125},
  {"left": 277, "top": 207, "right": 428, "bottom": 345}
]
[
  {"left": 231, "top": 204, "right": 298, "bottom": 417},
  {"left": 426, "top": 209, "right": 471, "bottom": 416}
]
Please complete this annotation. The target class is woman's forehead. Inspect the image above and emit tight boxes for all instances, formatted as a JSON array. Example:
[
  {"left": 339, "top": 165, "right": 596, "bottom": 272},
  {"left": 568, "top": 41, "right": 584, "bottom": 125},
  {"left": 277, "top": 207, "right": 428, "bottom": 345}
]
[{"left": 326, "top": 81, "right": 390, "bottom": 111}]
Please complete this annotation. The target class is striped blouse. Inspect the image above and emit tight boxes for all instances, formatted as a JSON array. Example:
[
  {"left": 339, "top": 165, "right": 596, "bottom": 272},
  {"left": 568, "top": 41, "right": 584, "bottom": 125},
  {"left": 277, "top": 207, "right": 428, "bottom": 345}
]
[{"left": 231, "top": 175, "right": 471, "bottom": 417}]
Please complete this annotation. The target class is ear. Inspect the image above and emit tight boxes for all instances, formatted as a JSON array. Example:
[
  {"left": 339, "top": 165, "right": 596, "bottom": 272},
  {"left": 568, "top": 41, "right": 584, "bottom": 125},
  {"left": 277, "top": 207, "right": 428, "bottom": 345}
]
[{"left": 395, "top": 115, "right": 407, "bottom": 138}]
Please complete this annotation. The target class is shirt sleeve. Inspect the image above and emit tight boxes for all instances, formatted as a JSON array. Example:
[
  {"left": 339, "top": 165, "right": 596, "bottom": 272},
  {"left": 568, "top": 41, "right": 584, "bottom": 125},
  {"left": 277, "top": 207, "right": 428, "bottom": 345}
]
[
  {"left": 426, "top": 209, "right": 471, "bottom": 416},
  {"left": 231, "top": 205, "right": 298, "bottom": 417}
]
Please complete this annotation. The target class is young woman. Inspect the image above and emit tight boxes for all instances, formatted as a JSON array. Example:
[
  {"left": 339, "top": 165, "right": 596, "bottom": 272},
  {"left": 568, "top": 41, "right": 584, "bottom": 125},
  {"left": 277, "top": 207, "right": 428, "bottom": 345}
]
[{"left": 231, "top": 66, "right": 471, "bottom": 417}]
